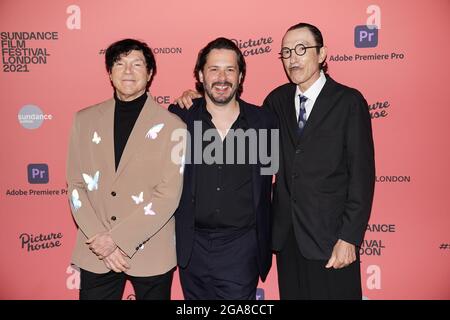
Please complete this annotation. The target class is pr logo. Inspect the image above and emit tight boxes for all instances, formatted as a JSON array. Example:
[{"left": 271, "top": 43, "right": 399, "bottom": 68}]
[
  {"left": 354, "top": 25, "right": 378, "bottom": 48},
  {"left": 27, "top": 163, "right": 49, "bottom": 184}
]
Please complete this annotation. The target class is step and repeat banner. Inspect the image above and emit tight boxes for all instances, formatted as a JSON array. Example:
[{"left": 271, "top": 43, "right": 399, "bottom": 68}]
[{"left": 1, "top": 0, "right": 449, "bottom": 299}]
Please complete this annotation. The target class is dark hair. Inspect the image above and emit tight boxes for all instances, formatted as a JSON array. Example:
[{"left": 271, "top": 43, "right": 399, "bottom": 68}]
[
  {"left": 105, "top": 38, "right": 156, "bottom": 88},
  {"left": 194, "top": 37, "right": 246, "bottom": 97},
  {"left": 286, "top": 23, "right": 328, "bottom": 73}
]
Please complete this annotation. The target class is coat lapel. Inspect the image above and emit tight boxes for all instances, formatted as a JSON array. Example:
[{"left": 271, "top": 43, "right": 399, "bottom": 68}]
[
  {"left": 279, "top": 84, "right": 299, "bottom": 146},
  {"left": 96, "top": 99, "right": 116, "bottom": 179},
  {"left": 186, "top": 103, "right": 203, "bottom": 198},
  {"left": 300, "top": 76, "right": 339, "bottom": 141},
  {"left": 240, "top": 101, "right": 263, "bottom": 210}
]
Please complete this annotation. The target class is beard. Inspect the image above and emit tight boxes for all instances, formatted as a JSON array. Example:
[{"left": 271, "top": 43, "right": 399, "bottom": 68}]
[{"left": 204, "top": 81, "right": 238, "bottom": 106}]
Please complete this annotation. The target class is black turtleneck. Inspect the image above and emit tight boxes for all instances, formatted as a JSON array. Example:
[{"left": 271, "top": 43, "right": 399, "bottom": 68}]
[{"left": 114, "top": 92, "right": 147, "bottom": 170}]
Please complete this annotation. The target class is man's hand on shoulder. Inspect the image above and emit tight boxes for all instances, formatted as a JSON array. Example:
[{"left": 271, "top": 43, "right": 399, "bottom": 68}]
[{"left": 173, "top": 89, "right": 201, "bottom": 109}]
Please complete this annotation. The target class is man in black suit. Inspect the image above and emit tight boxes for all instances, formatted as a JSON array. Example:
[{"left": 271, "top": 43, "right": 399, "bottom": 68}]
[
  {"left": 168, "top": 37, "right": 277, "bottom": 299},
  {"left": 264, "top": 22, "right": 375, "bottom": 299}
]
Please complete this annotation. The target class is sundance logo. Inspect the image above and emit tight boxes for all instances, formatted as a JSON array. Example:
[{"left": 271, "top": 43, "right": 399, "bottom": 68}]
[
  {"left": 19, "top": 232, "right": 63, "bottom": 252},
  {"left": 18, "top": 104, "right": 53, "bottom": 129}
]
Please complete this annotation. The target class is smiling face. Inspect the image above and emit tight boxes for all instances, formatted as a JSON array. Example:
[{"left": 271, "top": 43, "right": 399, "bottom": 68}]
[
  {"left": 281, "top": 27, "right": 327, "bottom": 92},
  {"left": 199, "top": 49, "right": 241, "bottom": 106},
  {"left": 109, "top": 50, "right": 152, "bottom": 101}
]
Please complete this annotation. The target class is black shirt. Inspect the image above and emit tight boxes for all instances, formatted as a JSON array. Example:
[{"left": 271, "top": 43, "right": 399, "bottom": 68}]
[
  {"left": 195, "top": 103, "right": 255, "bottom": 230},
  {"left": 114, "top": 92, "right": 147, "bottom": 170}
]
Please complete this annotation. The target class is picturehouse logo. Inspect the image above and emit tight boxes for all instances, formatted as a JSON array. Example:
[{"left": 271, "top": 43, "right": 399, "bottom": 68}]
[
  {"left": 368, "top": 100, "right": 390, "bottom": 120},
  {"left": 231, "top": 36, "right": 273, "bottom": 57},
  {"left": 18, "top": 104, "right": 53, "bottom": 129},
  {"left": 19, "top": 232, "right": 63, "bottom": 252}
]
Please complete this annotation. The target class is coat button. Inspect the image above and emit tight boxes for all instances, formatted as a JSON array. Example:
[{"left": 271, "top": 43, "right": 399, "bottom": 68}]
[
  {"left": 111, "top": 191, "right": 116, "bottom": 196},
  {"left": 111, "top": 216, "right": 117, "bottom": 221}
]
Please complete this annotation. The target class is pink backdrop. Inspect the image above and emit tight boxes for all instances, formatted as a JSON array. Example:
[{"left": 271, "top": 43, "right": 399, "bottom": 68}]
[{"left": 1, "top": 0, "right": 449, "bottom": 299}]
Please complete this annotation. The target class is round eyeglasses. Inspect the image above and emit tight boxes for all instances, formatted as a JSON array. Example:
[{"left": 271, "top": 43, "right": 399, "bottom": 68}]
[{"left": 279, "top": 44, "right": 322, "bottom": 59}]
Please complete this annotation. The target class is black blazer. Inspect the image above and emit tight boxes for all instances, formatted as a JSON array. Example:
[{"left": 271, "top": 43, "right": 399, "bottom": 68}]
[
  {"left": 168, "top": 98, "right": 277, "bottom": 281},
  {"left": 264, "top": 75, "right": 375, "bottom": 260}
]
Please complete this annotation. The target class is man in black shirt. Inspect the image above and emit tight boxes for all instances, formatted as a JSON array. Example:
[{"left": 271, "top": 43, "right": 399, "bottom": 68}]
[{"left": 169, "top": 37, "right": 277, "bottom": 299}]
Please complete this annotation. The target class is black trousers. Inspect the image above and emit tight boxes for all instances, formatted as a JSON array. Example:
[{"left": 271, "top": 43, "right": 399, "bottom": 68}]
[
  {"left": 179, "top": 227, "right": 259, "bottom": 300},
  {"left": 79, "top": 268, "right": 175, "bottom": 300},
  {"left": 276, "top": 228, "right": 362, "bottom": 300}
]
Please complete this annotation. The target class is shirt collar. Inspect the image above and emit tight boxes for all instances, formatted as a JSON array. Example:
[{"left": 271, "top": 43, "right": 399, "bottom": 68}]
[
  {"left": 200, "top": 99, "right": 248, "bottom": 128},
  {"left": 295, "top": 70, "right": 327, "bottom": 104}
]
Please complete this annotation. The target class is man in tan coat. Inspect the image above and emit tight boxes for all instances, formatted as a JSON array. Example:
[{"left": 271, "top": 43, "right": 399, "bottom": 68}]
[{"left": 66, "top": 39, "right": 186, "bottom": 300}]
